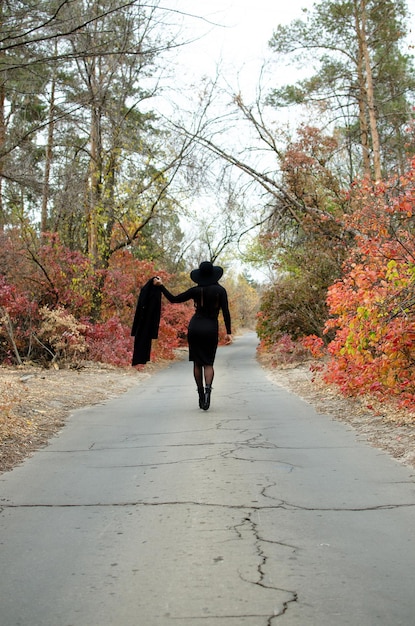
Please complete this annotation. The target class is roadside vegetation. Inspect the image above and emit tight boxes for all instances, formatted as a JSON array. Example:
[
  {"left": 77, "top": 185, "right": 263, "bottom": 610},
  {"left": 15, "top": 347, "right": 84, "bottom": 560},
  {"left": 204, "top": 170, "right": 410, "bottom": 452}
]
[{"left": 253, "top": 0, "right": 415, "bottom": 416}]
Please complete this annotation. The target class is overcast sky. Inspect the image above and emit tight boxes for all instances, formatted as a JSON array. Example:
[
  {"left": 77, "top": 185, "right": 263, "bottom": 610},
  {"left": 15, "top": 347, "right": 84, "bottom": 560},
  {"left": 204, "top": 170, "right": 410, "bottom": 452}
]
[
  {"left": 166, "top": 0, "right": 314, "bottom": 93},
  {"left": 161, "top": 1, "right": 414, "bottom": 278},
  {"left": 160, "top": 2, "right": 316, "bottom": 239}
]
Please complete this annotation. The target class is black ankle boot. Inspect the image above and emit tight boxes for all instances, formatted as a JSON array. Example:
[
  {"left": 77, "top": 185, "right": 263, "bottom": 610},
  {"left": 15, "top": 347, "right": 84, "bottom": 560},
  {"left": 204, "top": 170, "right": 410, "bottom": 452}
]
[
  {"left": 203, "top": 384, "right": 212, "bottom": 411},
  {"left": 197, "top": 387, "right": 204, "bottom": 409}
]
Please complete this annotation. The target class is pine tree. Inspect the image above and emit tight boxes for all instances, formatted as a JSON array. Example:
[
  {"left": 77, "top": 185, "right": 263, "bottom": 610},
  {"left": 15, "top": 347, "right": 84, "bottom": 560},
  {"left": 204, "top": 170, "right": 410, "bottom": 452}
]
[{"left": 268, "top": 0, "right": 415, "bottom": 180}]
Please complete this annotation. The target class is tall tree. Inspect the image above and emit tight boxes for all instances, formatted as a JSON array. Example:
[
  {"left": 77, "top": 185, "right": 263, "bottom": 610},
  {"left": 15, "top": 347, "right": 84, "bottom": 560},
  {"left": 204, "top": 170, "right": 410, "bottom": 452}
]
[
  {"left": 0, "top": 0, "right": 55, "bottom": 228},
  {"left": 268, "top": 0, "right": 415, "bottom": 180},
  {"left": 0, "top": 0, "right": 195, "bottom": 273}
]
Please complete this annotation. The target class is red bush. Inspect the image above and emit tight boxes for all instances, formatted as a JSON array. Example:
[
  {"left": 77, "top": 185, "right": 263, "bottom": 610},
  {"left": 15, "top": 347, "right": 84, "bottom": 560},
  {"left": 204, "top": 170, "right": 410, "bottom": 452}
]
[{"left": 322, "top": 162, "right": 415, "bottom": 412}]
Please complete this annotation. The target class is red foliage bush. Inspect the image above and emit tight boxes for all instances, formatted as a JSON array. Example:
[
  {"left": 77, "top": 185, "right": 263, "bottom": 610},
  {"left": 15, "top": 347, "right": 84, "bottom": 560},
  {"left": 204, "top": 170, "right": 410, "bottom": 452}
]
[
  {"left": 1, "top": 236, "right": 193, "bottom": 368},
  {"left": 257, "top": 333, "right": 309, "bottom": 366},
  {"left": 84, "top": 317, "right": 133, "bottom": 367},
  {"left": 36, "top": 234, "right": 102, "bottom": 314},
  {"left": 0, "top": 275, "right": 39, "bottom": 363},
  {"left": 322, "top": 161, "right": 415, "bottom": 412}
]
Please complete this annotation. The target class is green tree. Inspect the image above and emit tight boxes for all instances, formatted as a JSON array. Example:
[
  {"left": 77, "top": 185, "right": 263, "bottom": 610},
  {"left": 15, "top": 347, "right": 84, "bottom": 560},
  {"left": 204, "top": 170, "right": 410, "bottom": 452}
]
[
  {"left": 0, "top": 0, "right": 194, "bottom": 274},
  {"left": 48, "top": 0, "right": 180, "bottom": 267},
  {"left": 0, "top": 0, "right": 56, "bottom": 229},
  {"left": 268, "top": 0, "right": 415, "bottom": 180}
]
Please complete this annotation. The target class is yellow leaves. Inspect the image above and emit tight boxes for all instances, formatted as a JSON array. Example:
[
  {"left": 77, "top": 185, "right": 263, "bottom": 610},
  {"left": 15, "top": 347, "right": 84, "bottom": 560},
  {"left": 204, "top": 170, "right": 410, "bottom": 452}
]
[
  {"left": 386, "top": 259, "right": 399, "bottom": 282},
  {"left": 356, "top": 305, "right": 369, "bottom": 320}
]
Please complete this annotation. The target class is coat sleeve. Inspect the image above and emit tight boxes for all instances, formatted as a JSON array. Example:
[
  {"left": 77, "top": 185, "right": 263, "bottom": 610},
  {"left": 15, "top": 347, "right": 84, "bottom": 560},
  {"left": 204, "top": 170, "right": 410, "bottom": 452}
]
[
  {"left": 131, "top": 279, "right": 154, "bottom": 337},
  {"left": 131, "top": 279, "right": 162, "bottom": 366}
]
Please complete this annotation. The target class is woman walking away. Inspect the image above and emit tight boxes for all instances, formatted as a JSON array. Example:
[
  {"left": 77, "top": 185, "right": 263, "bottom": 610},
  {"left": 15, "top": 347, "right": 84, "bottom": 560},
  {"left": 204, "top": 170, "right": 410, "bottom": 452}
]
[{"left": 153, "top": 261, "right": 232, "bottom": 410}]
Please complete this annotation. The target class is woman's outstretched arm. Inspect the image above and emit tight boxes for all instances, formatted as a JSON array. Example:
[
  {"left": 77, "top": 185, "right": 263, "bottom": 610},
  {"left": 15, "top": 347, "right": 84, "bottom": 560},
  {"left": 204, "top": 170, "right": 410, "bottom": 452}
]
[{"left": 153, "top": 277, "right": 194, "bottom": 304}]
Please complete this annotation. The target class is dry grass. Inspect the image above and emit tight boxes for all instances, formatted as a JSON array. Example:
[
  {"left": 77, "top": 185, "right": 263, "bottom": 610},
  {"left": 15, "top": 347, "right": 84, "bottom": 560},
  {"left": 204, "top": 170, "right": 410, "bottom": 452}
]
[{"left": 0, "top": 362, "right": 151, "bottom": 473}]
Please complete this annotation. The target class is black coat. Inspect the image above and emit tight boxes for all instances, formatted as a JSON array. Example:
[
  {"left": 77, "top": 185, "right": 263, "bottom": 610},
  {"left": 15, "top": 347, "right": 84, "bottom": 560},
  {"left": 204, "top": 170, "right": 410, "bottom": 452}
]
[{"left": 131, "top": 279, "right": 162, "bottom": 365}]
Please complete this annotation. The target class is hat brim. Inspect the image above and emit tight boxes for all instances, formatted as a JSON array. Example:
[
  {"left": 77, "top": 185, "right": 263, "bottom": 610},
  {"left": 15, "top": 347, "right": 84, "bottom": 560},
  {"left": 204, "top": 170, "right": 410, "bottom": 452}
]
[{"left": 190, "top": 265, "right": 223, "bottom": 286}]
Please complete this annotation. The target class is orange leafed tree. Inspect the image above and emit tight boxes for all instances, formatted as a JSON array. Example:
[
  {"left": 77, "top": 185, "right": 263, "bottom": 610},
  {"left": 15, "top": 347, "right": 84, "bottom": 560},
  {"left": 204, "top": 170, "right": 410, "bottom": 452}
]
[{"left": 323, "top": 158, "right": 415, "bottom": 410}]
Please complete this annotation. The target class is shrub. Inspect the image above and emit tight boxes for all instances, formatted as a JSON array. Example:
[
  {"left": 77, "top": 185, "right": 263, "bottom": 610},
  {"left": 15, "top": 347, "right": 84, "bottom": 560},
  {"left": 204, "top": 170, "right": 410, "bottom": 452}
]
[{"left": 37, "top": 306, "right": 87, "bottom": 364}]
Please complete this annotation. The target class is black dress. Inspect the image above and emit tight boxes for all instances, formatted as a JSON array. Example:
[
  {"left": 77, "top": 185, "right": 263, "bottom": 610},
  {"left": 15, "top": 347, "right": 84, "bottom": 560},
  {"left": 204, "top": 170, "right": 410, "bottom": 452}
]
[{"left": 161, "top": 283, "right": 231, "bottom": 365}]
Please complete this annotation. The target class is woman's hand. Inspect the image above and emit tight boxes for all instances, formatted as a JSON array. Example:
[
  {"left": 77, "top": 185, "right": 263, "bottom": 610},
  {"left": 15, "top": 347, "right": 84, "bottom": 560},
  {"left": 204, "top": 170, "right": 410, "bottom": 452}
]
[
  {"left": 153, "top": 276, "right": 163, "bottom": 286},
  {"left": 224, "top": 334, "right": 233, "bottom": 345}
]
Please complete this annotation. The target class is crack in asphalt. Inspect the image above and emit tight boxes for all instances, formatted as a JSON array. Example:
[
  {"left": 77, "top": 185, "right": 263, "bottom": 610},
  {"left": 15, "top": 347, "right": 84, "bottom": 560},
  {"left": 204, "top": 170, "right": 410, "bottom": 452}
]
[
  {"left": 167, "top": 614, "right": 278, "bottom": 621},
  {"left": 39, "top": 439, "right": 263, "bottom": 455},
  {"left": 1, "top": 500, "right": 414, "bottom": 510},
  {"left": 0, "top": 501, "right": 299, "bottom": 623},
  {"left": 233, "top": 513, "right": 298, "bottom": 622},
  {"left": 90, "top": 457, "right": 220, "bottom": 468},
  {"left": 38, "top": 421, "right": 366, "bottom": 457},
  {"left": 2, "top": 495, "right": 413, "bottom": 622},
  {"left": 2, "top": 422, "right": 414, "bottom": 624}
]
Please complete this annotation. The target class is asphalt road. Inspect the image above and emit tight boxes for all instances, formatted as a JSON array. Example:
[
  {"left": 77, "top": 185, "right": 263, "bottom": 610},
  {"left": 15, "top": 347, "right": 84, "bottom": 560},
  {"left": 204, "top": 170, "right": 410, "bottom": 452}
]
[{"left": 0, "top": 332, "right": 414, "bottom": 626}]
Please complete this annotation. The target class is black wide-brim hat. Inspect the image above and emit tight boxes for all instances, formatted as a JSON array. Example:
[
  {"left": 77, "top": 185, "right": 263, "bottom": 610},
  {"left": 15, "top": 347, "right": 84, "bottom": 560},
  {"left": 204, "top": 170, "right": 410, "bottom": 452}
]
[{"left": 190, "top": 261, "right": 223, "bottom": 286}]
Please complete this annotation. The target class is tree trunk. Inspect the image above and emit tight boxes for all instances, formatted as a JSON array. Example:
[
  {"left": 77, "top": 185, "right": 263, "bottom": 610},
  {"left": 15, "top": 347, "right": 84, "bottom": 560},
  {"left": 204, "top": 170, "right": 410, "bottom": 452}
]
[
  {"left": 0, "top": 78, "right": 5, "bottom": 232},
  {"left": 358, "top": 0, "right": 382, "bottom": 181},
  {"left": 0, "top": 307, "right": 23, "bottom": 365},
  {"left": 41, "top": 43, "right": 57, "bottom": 236},
  {"left": 87, "top": 54, "right": 102, "bottom": 267},
  {"left": 354, "top": 6, "right": 371, "bottom": 179},
  {"left": 0, "top": 0, "right": 5, "bottom": 231},
  {"left": 88, "top": 107, "right": 100, "bottom": 264}
]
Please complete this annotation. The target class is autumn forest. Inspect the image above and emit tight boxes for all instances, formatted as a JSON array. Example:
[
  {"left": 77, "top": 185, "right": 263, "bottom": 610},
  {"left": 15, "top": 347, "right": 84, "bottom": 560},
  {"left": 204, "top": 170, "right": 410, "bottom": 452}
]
[{"left": 1, "top": 0, "right": 415, "bottom": 414}]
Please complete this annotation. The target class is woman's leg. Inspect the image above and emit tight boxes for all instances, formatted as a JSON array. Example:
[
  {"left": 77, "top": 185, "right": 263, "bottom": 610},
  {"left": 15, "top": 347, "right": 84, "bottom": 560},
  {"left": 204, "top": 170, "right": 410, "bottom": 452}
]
[
  {"left": 193, "top": 363, "right": 205, "bottom": 408},
  {"left": 193, "top": 363, "right": 203, "bottom": 388},
  {"left": 202, "top": 365, "right": 214, "bottom": 410},
  {"left": 203, "top": 365, "right": 214, "bottom": 386}
]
